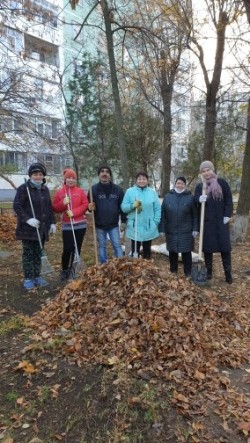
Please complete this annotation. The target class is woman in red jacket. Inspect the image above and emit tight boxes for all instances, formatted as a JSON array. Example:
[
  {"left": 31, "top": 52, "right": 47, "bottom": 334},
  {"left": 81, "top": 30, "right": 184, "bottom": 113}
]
[{"left": 52, "top": 169, "right": 88, "bottom": 280}]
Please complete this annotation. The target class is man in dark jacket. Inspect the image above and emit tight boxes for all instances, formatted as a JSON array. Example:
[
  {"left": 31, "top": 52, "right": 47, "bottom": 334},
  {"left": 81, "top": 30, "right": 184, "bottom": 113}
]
[
  {"left": 13, "top": 163, "right": 56, "bottom": 289},
  {"left": 88, "top": 165, "right": 126, "bottom": 263}
]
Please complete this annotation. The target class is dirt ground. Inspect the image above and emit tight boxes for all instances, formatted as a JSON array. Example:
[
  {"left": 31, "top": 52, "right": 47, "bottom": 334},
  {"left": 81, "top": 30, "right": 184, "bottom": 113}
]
[{"left": 0, "top": 214, "right": 249, "bottom": 443}]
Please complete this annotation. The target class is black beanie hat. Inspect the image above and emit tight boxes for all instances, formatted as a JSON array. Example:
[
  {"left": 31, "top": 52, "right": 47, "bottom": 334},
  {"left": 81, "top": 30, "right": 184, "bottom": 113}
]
[
  {"left": 28, "top": 162, "right": 47, "bottom": 177},
  {"left": 97, "top": 165, "right": 112, "bottom": 177},
  {"left": 175, "top": 176, "right": 186, "bottom": 185}
]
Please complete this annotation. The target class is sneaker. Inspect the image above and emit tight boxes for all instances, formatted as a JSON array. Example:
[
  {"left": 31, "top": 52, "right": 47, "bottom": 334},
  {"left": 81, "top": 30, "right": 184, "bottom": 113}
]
[
  {"left": 23, "top": 279, "right": 35, "bottom": 290},
  {"left": 34, "top": 276, "right": 49, "bottom": 287}
]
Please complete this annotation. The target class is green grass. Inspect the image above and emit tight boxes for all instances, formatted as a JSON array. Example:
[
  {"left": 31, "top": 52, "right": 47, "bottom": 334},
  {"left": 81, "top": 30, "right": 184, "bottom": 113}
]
[
  {"left": 0, "top": 202, "right": 13, "bottom": 209},
  {"left": 0, "top": 315, "right": 26, "bottom": 335}
]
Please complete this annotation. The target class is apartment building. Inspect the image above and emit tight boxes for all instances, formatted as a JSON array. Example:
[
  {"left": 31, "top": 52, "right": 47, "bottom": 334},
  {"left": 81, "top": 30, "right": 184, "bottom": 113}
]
[{"left": 0, "top": 0, "right": 72, "bottom": 197}]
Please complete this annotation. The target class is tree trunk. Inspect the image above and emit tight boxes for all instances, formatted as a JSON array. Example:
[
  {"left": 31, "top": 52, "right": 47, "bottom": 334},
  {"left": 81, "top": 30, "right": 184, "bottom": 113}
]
[
  {"left": 231, "top": 98, "right": 250, "bottom": 242},
  {"left": 0, "top": 174, "right": 17, "bottom": 190},
  {"left": 100, "top": 0, "right": 129, "bottom": 188},
  {"left": 203, "top": 11, "right": 228, "bottom": 160},
  {"left": 243, "top": 0, "right": 250, "bottom": 23},
  {"left": 231, "top": 0, "right": 250, "bottom": 242},
  {"left": 160, "top": 50, "right": 174, "bottom": 196}
]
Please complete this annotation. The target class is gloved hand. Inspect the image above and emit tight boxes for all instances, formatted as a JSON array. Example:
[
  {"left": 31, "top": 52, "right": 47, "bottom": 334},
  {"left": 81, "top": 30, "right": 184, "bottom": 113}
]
[
  {"left": 49, "top": 224, "right": 56, "bottom": 234},
  {"left": 27, "top": 218, "right": 40, "bottom": 228},
  {"left": 133, "top": 200, "right": 142, "bottom": 209},
  {"left": 88, "top": 202, "right": 96, "bottom": 211},
  {"left": 120, "top": 223, "right": 126, "bottom": 232},
  {"left": 199, "top": 195, "right": 207, "bottom": 203},
  {"left": 63, "top": 196, "right": 70, "bottom": 205},
  {"left": 66, "top": 209, "right": 74, "bottom": 218},
  {"left": 192, "top": 231, "right": 199, "bottom": 238},
  {"left": 223, "top": 217, "right": 230, "bottom": 224},
  {"left": 159, "top": 232, "right": 165, "bottom": 237}
]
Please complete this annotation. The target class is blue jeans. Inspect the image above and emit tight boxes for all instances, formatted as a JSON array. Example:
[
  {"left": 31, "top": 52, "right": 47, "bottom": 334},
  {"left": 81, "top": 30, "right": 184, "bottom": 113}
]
[{"left": 96, "top": 227, "right": 123, "bottom": 264}]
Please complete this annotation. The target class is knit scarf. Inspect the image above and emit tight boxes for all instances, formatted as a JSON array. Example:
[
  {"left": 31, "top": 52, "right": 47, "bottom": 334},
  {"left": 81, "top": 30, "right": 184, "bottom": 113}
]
[{"left": 204, "top": 173, "right": 223, "bottom": 200}]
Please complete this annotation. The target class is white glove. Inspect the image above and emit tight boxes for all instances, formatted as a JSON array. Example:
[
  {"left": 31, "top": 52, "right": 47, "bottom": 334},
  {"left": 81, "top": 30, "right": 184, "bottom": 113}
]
[
  {"left": 63, "top": 196, "right": 70, "bottom": 205},
  {"left": 223, "top": 217, "right": 230, "bottom": 224},
  {"left": 192, "top": 231, "right": 198, "bottom": 238},
  {"left": 27, "top": 218, "right": 40, "bottom": 228},
  {"left": 199, "top": 195, "right": 207, "bottom": 203},
  {"left": 159, "top": 232, "right": 165, "bottom": 237},
  {"left": 49, "top": 224, "right": 56, "bottom": 234}
]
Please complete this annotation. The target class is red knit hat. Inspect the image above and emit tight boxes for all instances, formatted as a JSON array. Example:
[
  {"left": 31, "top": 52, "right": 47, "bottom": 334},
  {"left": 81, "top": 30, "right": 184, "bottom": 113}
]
[{"left": 63, "top": 168, "right": 77, "bottom": 180}]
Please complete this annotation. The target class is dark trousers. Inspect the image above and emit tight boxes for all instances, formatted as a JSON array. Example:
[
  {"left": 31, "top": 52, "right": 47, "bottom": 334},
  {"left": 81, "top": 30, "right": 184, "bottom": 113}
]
[
  {"left": 204, "top": 251, "right": 232, "bottom": 277},
  {"left": 22, "top": 239, "right": 41, "bottom": 279},
  {"left": 62, "top": 228, "right": 86, "bottom": 271},
  {"left": 169, "top": 251, "right": 192, "bottom": 276},
  {"left": 131, "top": 240, "right": 152, "bottom": 259}
]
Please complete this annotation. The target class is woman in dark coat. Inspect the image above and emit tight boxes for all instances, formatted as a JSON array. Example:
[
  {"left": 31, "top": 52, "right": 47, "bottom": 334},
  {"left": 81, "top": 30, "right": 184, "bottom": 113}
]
[
  {"left": 13, "top": 163, "right": 56, "bottom": 290},
  {"left": 194, "top": 161, "right": 233, "bottom": 284},
  {"left": 160, "top": 176, "right": 198, "bottom": 277}
]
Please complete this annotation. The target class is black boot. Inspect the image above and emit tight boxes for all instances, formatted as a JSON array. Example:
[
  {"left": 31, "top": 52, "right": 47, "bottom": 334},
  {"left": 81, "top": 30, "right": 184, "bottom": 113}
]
[
  {"left": 221, "top": 252, "right": 233, "bottom": 284},
  {"left": 204, "top": 252, "right": 213, "bottom": 280},
  {"left": 60, "top": 270, "right": 69, "bottom": 281},
  {"left": 169, "top": 252, "right": 178, "bottom": 273}
]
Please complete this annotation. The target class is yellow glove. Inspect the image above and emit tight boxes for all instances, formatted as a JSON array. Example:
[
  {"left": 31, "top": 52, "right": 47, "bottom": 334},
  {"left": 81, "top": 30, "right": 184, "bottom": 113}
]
[
  {"left": 66, "top": 209, "right": 73, "bottom": 218},
  {"left": 63, "top": 196, "right": 70, "bottom": 205},
  {"left": 133, "top": 200, "right": 142, "bottom": 209}
]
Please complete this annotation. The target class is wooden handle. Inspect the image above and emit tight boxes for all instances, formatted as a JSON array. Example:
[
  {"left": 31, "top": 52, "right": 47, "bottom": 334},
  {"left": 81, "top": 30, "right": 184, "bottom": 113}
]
[
  {"left": 88, "top": 179, "right": 99, "bottom": 266},
  {"left": 198, "top": 181, "right": 206, "bottom": 260}
]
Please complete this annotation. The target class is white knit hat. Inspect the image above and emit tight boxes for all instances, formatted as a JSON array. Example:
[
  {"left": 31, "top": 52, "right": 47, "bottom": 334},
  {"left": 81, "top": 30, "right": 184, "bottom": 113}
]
[{"left": 200, "top": 161, "right": 215, "bottom": 172}]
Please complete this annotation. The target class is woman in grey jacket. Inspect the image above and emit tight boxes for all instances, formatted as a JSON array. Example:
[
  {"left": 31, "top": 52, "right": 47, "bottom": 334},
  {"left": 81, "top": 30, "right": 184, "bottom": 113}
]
[{"left": 159, "top": 177, "right": 198, "bottom": 277}]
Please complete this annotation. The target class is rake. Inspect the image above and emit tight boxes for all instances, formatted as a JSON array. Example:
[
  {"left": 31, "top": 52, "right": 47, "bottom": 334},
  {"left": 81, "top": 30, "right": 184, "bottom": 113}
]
[
  {"left": 133, "top": 207, "right": 139, "bottom": 258},
  {"left": 191, "top": 181, "right": 207, "bottom": 285},
  {"left": 88, "top": 179, "right": 99, "bottom": 266},
  {"left": 64, "top": 187, "right": 85, "bottom": 279},
  {"left": 25, "top": 181, "right": 54, "bottom": 275}
]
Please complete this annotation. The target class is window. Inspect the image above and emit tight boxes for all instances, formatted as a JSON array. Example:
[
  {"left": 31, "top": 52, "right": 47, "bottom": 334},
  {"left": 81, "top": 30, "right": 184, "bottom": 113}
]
[
  {"left": 36, "top": 119, "right": 60, "bottom": 140},
  {"left": 14, "top": 117, "right": 24, "bottom": 131},
  {"left": 71, "top": 21, "right": 84, "bottom": 43},
  {"left": 0, "top": 117, "right": 14, "bottom": 132},
  {"left": 34, "top": 78, "right": 43, "bottom": 99},
  {"left": 6, "top": 27, "right": 23, "bottom": 53},
  {"left": 51, "top": 119, "right": 59, "bottom": 139},
  {"left": 24, "top": 34, "right": 59, "bottom": 67},
  {"left": 0, "top": 150, "right": 27, "bottom": 173},
  {"left": 36, "top": 154, "right": 61, "bottom": 174}
]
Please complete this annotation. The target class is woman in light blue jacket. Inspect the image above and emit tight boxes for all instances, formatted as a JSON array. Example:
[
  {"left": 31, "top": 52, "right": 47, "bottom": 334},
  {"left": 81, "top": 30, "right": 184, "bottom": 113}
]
[{"left": 121, "top": 171, "right": 161, "bottom": 259}]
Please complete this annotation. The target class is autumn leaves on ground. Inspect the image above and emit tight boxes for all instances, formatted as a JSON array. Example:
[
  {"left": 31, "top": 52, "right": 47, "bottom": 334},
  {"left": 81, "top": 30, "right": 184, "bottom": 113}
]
[{"left": 0, "top": 213, "right": 249, "bottom": 443}]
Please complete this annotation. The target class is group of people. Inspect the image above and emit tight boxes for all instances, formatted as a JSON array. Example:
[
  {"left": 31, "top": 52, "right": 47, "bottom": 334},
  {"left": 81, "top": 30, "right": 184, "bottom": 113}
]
[{"left": 13, "top": 160, "right": 233, "bottom": 289}]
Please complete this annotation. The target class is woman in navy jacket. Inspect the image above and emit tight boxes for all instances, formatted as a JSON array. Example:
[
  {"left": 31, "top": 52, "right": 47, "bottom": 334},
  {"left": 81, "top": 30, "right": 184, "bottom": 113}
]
[
  {"left": 160, "top": 176, "right": 198, "bottom": 277},
  {"left": 13, "top": 163, "right": 56, "bottom": 289},
  {"left": 194, "top": 161, "right": 233, "bottom": 284}
]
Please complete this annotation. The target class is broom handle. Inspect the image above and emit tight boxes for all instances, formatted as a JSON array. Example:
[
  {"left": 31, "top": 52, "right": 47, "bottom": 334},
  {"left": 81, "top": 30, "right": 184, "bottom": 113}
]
[
  {"left": 134, "top": 206, "right": 138, "bottom": 257},
  {"left": 198, "top": 182, "right": 206, "bottom": 260},
  {"left": 25, "top": 180, "right": 43, "bottom": 251},
  {"left": 64, "top": 186, "right": 80, "bottom": 260},
  {"left": 88, "top": 179, "right": 98, "bottom": 265}
]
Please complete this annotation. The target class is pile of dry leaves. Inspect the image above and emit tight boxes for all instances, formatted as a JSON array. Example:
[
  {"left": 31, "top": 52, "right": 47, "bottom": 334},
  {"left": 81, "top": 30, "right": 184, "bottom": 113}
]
[
  {"left": 0, "top": 213, "right": 16, "bottom": 242},
  {"left": 28, "top": 258, "right": 250, "bottom": 426}
]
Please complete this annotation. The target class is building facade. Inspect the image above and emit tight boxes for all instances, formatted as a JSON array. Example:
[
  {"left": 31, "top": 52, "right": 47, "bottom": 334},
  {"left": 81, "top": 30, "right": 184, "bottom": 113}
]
[{"left": 0, "top": 0, "right": 72, "bottom": 196}]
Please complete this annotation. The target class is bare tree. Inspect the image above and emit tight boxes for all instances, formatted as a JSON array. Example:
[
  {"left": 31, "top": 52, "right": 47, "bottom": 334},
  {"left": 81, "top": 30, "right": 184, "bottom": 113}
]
[
  {"left": 186, "top": 0, "right": 241, "bottom": 161},
  {"left": 231, "top": 0, "right": 250, "bottom": 242}
]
